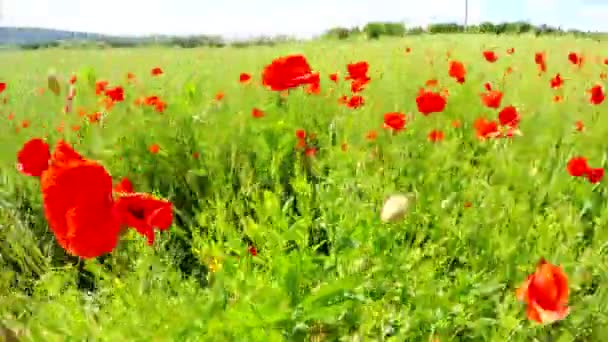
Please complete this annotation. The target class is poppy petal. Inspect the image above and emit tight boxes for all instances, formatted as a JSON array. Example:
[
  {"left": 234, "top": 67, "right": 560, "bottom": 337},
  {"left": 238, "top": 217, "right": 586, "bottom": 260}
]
[{"left": 16, "top": 138, "right": 51, "bottom": 177}]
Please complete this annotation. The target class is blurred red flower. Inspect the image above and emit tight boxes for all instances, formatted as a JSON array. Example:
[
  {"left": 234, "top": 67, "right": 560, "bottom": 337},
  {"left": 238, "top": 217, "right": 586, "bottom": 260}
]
[
  {"left": 483, "top": 50, "right": 498, "bottom": 63},
  {"left": 550, "top": 74, "right": 564, "bottom": 89},
  {"left": 498, "top": 106, "right": 520, "bottom": 128},
  {"left": 588, "top": 84, "right": 605, "bottom": 105},
  {"left": 262, "top": 54, "right": 317, "bottom": 92},
  {"left": 17, "top": 138, "right": 50, "bottom": 177},
  {"left": 239, "top": 73, "right": 252, "bottom": 83},
  {"left": 383, "top": 112, "right": 406, "bottom": 132},
  {"left": 252, "top": 108, "right": 265, "bottom": 118},
  {"left": 416, "top": 89, "right": 446, "bottom": 115},
  {"left": 428, "top": 129, "right": 445, "bottom": 142},
  {"left": 448, "top": 60, "right": 466, "bottom": 84},
  {"left": 567, "top": 157, "right": 589, "bottom": 177},
  {"left": 151, "top": 67, "right": 163, "bottom": 76},
  {"left": 516, "top": 258, "right": 569, "bottom": 324}
]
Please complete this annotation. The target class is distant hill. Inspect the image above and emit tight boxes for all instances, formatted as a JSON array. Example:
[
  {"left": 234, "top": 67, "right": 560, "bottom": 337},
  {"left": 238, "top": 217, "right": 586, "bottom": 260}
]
[{"left": 0, "top": 27, "right": 156, "bottom": 46}]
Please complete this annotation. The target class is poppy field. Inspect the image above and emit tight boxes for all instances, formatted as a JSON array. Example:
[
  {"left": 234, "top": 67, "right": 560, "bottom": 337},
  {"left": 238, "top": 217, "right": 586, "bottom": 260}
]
[{"left": 1, "top": 35, "right": 608, "bottom": 340}]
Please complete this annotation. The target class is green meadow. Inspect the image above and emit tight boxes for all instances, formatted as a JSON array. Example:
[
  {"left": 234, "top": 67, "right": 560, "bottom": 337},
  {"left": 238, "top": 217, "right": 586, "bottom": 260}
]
[{"left": 1, "top": 35, "right": 608, "bottom": 341}]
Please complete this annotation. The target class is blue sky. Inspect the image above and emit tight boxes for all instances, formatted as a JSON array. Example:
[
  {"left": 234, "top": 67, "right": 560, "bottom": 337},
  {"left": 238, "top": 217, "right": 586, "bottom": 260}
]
[{"left": 1, "top": 0, "right": 607, "bottom": 38}]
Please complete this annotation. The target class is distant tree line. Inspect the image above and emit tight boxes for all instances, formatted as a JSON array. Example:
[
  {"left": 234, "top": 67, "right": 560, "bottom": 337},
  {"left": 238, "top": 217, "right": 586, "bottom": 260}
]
[
  {"left": 11, "top": 21, "right": 606, "bottom": 51},
  {"left": 322, "top": 21, "right": 602, "bottom": 40},
  {"left": 17, "top": 34, "right": 304, "bottom": 50}
]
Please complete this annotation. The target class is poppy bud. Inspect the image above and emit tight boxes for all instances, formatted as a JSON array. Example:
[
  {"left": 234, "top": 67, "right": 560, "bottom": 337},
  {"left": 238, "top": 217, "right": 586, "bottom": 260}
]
[
  {"left": 381, "top": 193, "right": 415, "bottom": 223},
  {"left": 48, "top": 73, "right": 61, "bottom": 96}
]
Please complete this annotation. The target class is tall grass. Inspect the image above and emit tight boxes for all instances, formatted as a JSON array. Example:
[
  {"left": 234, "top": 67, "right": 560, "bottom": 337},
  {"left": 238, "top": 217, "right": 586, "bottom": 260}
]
[{"left": 1, "top": 35, "right": 608, "bottom": 340}]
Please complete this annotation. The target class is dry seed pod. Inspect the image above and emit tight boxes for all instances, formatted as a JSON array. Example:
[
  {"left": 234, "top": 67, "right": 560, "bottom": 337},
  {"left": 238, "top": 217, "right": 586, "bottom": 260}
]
[
  {"left": 47, "top": 73, "right": 61, "bottom": 96},
  {"left": 0, "top": 324, "right": 19, "bottom": 342},
  {"left": 380, "top": 193, "right": 415, "bottom": 223}
]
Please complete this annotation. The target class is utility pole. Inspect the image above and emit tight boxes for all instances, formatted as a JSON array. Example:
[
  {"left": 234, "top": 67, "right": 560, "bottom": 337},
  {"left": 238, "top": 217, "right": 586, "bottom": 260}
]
[{"left": 464, "top": 0, "right": 469, "bottom": 30}]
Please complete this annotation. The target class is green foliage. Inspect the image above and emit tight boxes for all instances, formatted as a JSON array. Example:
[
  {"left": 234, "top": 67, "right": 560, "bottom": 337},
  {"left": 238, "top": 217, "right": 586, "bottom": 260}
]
[
  {"left": 323, "top": 27, "right": 352, "bottom": 40},
  {"left": 363, "top": 22, "right": 406, "bottom": 39},
  {"left": 428, "top": 22, "right": 465, "bottom": 34},
  {"left": 406, "top": 26, "right": 426, "bottom": 35},
  {"left": 363, "top": 22, "right": 385, "bottom": 39},
  {"left": 1, "top": 35, "right": 608, "bottom": 340}
]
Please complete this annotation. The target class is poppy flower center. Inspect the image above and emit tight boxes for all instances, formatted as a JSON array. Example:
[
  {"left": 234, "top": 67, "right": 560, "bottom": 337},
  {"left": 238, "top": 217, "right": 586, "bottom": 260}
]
[{"left": 129, "top": 207, "right": 146, "bottom": 220}]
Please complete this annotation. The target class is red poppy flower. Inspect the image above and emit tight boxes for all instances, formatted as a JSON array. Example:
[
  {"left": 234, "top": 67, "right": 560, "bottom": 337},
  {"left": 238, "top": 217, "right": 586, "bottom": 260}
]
[
  {"left": 149, "top": 144, "right": 160, "bottom": 154},
  {"left": 144, "top": 95, "right": 160, "bottom": 105},
  {"left": 586, "top": 167, "right": 604, "bottom": 183},
  {"left": 425, "top": 79, "right": 438, "bottom": 87},
  {"left": 474, "top": 118, "right": 500, "bottom": 140},
  {"left": 345, "top": 61, "right": 370, "bottom": 81},
  {"left": 506, "top": 48, "right": 515, "bottom": 55},
  {"left": 105, "top": 86, "right": 124, "bottom": 102},
  {"left": 21, "top": 120, "right": 30, "bottom": 128},
  {"left": 144, "top": 95, "right": 167, "bottom": 113},
  {"left": 428, "top": 129, "right": 445, "bottom": 142},
  {"left": 567, "top": 157, "right": 589, "bottom": 177},
  {"left": 0, "top": 82, "right": 6, "bottom": 93},
  {"left": 405, "top": 47, "right": 412, "bottom": 54},
  {"left": 483, "top": 50, "right": 498, "bottom": 63},
  {"left": 553, "top": 95, "right": 563, "bottom": 103},
  {"left": 550, "top": 74, "right": 564, "bottom": 89},
  {"left": 151, "top": 67, "right": 163, "bottom": 76},
  {"left": 604, "top": 58, "right": 608, "bottom": 65},
  {"left": 112, "top": 193, "right": 173, "bottom": 245},
  {"left": 239, "top": 73, "right": 252, "bottom": 83},
  {"left": 16, "top": 138, "right": 51, "bottom": 177},
  {"left": 262, "top": 54, "right": 317, "bottom": 92},
  {"left": 329, "top": 73, "right": 339, "bottom": 83},
  {"left": 416, "top": 89, "right": 446, "bottom": 115},
  {"left": 248, "top": 245, "right": 258, "bottom": 256},
  {"left": 588, "top": 84, "right": 605, "bottom": 105},
  {"left": 113, "top": 177, "right": 134, "bottom": 194},
  {"left": 95, "top": 80, "right": 109, "bottom": 95},
  {"left": 448, "top": 60, "right": 466, "bottom": 84},
  {"left": 535, "top": 52, "right": 547, "bottom": 73},
  {"left": 365, "top": 130, "right": 377, "bottom": 141},
  {"left": 305, "top": 148, "right": 317, "bottom": 157},
  {"left": 516, "top": 258, "right": 569, "bottom": 324},
  {"left": 252, "top": 108, "right": 265, "bottom": 118},
  {"left": 568, "top": 52, "right": 583, "bottom": 67},
  {"left": 22, "top": 141, "right": 173, "bottom": 258},
  {"left": 305, "top": 73, "right": 321, "bottom": 94},
  {"left": 480, "top": 89, "right": 503, "bottom": 109},
  {"left": 69, "top": 75, "right": 77, "bottom": 84},
  {"left": 383, "top": 112, "right": 406, "bottom": 132},
  {"left": 575, "top": 120, "right": 584, "bottom": 132},
  {"left": 498, "top": 106, "right": 520, "bottom": 128},
  {"left": 350, "top": 78, "right": 368, "bottom": 93},
  {"left": 341, "top": 95, "right": 364, "bottom": 109},
  {"left": 153, "top": 100, "right": 167, "bottom": 113},
  {"left": 127, "top": 72, "right": 136, "bottom": 81},
  {"left": 295, "top": 129, "right": 306, "bottom": 140},
  {"left": 38, "top": 141, "right": 122, "bottom": 258},
  {"left": 215, "top": 92, "right": 225, "bottom": 101}
]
